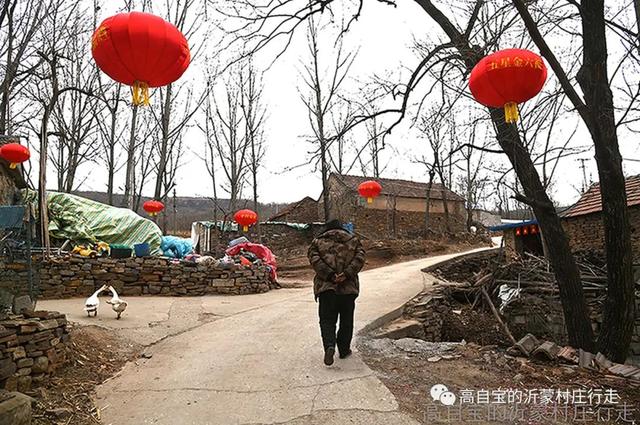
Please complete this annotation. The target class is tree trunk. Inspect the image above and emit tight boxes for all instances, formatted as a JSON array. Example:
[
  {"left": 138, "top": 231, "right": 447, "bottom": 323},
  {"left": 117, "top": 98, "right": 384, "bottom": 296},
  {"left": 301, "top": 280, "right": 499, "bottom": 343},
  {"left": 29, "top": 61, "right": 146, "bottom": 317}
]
[
  {"left": 490, "top": 108, "right": 595, "bottom": 352},
  {"left": 107, "top": 106, "right": 117, "bottom": 205},
  {"left": 424, "top": 170, "right": 434, "bottom": 237},
  {"left": 123, "top": 105, "right": 138, "bottom": 209},
  {"left": 416, "top": 0, "right": 595, "bottom": 352},
  {"left": 154, "top": 84, "right": 172, "bottom": 200},
  {"left": 38, "top": 105, "right": 53, "bottom": 253},
  {"left": 437, "top": 170, "right": 452, "bottom": 233},
  {"left": 576, "top": 0, "right": 635, "bottom": 362}
]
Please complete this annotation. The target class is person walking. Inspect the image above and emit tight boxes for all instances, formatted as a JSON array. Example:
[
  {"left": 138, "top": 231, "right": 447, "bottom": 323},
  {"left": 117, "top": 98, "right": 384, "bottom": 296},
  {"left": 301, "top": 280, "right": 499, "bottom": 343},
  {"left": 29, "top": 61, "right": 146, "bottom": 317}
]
[{"left": 307, "top": 220, "right": 366, "bottom": 366}]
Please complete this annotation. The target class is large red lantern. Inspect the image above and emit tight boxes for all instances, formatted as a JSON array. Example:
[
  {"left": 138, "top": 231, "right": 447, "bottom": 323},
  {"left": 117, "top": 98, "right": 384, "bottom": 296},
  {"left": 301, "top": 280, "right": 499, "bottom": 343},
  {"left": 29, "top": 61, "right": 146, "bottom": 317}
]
[
  {"left": 469, "top": 49, "right": 547, "bottom": 123},
  {"left": 358, "top": 180, "right": 382, "bottom": 204},
  {"left": 0, "top": 143, "right": 30, "bottom": 169},
  {"left": 234, "top": 209, "right": 258, "bottom": 232},
  {"left": 91, "top": 12, "right": 190, "bottom": 106},
  {"left": 143, "top": 200, "right": 164, "bottom": 217}
]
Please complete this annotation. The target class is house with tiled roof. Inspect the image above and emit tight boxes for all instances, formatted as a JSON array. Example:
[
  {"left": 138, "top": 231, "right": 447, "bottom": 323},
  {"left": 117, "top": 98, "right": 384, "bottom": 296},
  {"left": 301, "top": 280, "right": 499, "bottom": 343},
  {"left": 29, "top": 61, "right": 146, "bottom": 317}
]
[
  {"left": 560, "top": 175, "right": 640, "bottom": 256},
  {"left": 267, "top": 173, "right": 467, "bottom": 237},
  {"left": 322, "top": 173, "right": 466, "bottom": 237}
]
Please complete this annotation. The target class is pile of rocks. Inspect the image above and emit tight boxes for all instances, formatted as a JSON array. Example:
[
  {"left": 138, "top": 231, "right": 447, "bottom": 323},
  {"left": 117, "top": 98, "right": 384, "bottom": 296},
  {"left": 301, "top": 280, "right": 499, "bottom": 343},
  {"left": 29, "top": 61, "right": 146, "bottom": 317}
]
[
  {"left": 0, "top": 311, "right": 69, "bottom": 392},
  {"left": 1, "top": 255, "right": 276, "bottom": 299}
]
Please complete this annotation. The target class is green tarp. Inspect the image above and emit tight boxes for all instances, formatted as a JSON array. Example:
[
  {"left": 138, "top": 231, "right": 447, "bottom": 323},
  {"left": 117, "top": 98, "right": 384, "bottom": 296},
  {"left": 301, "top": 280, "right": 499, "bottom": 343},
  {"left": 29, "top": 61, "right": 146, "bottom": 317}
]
[{"left": 25, "top": 190, "right": 162, "bottom": 255}]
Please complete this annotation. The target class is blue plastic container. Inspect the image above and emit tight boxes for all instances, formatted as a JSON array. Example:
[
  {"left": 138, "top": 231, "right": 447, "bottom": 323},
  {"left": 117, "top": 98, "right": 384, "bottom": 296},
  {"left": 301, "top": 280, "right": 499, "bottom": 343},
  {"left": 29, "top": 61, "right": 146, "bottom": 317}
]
[{"left": 134, "top": 243, "right": 150, "bottom": 257}]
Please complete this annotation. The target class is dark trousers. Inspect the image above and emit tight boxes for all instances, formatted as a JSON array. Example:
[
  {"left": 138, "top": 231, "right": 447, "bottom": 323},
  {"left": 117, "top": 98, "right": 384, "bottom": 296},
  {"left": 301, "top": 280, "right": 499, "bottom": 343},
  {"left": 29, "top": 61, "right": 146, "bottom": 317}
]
[{"left": 318, "top": 291, "right": 357, "bottom": 353}]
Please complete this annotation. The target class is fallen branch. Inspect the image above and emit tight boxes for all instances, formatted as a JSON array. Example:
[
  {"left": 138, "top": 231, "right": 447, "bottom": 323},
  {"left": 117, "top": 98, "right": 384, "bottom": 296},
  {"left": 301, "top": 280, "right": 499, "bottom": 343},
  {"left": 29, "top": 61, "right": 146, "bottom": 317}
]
[{"left": 481, "top": 287, "right": 518, "bottom": 346}]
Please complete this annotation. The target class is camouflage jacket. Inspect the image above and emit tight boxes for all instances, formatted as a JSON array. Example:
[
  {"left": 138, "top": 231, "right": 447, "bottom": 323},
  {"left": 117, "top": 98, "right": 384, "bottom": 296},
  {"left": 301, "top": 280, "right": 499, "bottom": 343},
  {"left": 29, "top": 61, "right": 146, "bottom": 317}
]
[{"left": 307, "top": 229, "right": 366, "bottom": 298}]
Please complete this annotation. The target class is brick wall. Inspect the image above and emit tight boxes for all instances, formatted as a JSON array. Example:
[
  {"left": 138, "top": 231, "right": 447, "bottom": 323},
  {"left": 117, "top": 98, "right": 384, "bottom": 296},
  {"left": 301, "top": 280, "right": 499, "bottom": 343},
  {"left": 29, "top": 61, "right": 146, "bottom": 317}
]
[
  {"left": 562, "top": 206, "right": 640, "bottom": 257},
  {"left": 0, "top": 256, "right": 275, "bottom": 299},
  {"left": 0, "top": 311, "right": 69, "bottom": 393},
  {"left": 322, "top": 182, "right": 465, "bottom": 238}
]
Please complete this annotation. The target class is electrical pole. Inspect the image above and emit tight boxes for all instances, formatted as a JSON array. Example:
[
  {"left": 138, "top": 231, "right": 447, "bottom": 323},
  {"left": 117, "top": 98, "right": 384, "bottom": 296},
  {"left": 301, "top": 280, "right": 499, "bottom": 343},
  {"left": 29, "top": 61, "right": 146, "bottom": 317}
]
[
  {"left": 172, "top": 189, "right": 177, "bottom": 234},
  {"left": 578, "top": 158, "right": 588, "bottom": 193}
]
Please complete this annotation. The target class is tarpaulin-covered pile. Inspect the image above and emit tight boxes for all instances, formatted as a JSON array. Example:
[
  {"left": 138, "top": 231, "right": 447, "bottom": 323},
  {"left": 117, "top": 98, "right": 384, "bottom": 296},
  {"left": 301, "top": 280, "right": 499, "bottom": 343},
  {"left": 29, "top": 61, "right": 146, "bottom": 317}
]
[
  {"left": 32, "top": 191, "right": 163, "bottom": 255},
  {"left": 226, "top": 242, "right": 278, "bottom": 281}
]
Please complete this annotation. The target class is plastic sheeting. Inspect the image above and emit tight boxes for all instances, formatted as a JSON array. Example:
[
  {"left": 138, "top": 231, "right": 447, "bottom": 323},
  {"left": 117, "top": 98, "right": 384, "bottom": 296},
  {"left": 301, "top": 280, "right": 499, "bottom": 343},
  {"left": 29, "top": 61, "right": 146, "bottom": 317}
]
[
  {"left": 226, "top": 242, "right": 277, "bottom": 281},
  {"left": 32, "top": 191, "right": 163, "bottom": 255},
  {"left": 161, "top": 236, "right": 193, "bottom": 259}
]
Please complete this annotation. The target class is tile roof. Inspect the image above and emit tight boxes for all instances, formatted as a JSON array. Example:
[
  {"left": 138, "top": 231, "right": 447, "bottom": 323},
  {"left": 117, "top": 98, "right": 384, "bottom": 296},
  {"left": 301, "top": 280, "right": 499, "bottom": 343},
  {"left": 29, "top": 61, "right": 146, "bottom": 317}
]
[
  {"left": 268, "top": 196, "right": 316, "bottom": 221},
  {"left": 332, "top": 173, "right": 465, "bottom": 202},
  {"left": 562, "top": 175, "right": 640, "bottom": 218}
]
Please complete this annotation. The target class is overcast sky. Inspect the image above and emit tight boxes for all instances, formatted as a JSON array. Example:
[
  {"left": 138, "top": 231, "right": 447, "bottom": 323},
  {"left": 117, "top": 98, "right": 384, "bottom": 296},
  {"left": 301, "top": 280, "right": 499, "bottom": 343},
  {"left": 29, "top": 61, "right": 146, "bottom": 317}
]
[{"left": 71, "top": 0, "right": 640, "bottom": 207}]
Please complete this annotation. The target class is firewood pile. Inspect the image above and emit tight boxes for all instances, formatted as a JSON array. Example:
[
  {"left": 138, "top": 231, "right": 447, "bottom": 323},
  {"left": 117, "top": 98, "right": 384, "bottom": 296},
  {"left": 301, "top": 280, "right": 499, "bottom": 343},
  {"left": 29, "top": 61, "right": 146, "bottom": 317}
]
[{"left": 436, "top": 250, "right": 622, "bottom": 310}]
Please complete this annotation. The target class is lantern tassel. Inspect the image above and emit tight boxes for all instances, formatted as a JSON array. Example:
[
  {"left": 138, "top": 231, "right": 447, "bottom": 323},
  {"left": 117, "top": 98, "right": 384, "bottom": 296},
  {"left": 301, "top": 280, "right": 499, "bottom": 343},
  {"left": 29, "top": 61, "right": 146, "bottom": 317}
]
[
  {"left": 9, "top": 163, "right": 17, "bottom": 169},
  {"left": 504, "top": 102, "right": 519, "bottom": 123},
  {"left": 243, "top": 225, "right": 249, "bottom": 232},
  {"left": 132, "top": 81, "right": 150, "bottom": 106},
  {"left": 367, "top": 197, "right": 373, "bottom": 204}
]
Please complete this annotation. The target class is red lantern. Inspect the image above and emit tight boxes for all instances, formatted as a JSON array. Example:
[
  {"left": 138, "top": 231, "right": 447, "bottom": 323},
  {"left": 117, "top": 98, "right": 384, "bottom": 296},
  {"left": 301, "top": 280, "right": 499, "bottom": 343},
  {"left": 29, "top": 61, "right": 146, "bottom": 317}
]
[
  {"left": 234, "top": 209, "right": 258, "bottom": 232},
  {"left": 0, "top": 143, "right": 30, "bottom": 169},
  {"left": 469, "top": 49, "right": 547, "bottom": 123},
  {"left": 358, "top": 180, "right": 382, "bottom": 204},
  {"left": 143, "top": 200, "right": 164, "bottom": 216},
  {"left": 91, "top": 12, "right": 190, "bottom": 106},
  {"left": 515, "top": 228, "right": 522, "bottom": 237}
]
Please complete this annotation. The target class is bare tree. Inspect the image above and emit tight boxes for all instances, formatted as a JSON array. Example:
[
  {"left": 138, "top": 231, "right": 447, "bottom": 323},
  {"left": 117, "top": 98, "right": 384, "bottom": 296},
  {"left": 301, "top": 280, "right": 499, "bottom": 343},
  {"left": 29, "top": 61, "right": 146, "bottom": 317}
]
[
  {"left": 22, "top": 1, "right": 94, "bottom": 251},
  {"left": 94, "top": 82, "right": 125, "bottom": 205},
  {"left": 151, "top": 0, "right": 205, "bottom": 204},
  {"left": 49, "top": 8, "right": 100, "bottom": 193},
  {"left": 209, "top": 71, "right": 250, "bottom": 212},
  {"left": 0, "top": 0, "right": 51, "bottom": 135},
  {"left": 239, "top": 62, "right": 266, "bottom": 214},
  {"left": 299, "top": 19, "right": 356, "bottom": 221},
  {"left": 200, "top": 79, "right": 220, "bottom": 223},
  {"left": 512, "top": 0, "right": 637, "bottom": 362}
]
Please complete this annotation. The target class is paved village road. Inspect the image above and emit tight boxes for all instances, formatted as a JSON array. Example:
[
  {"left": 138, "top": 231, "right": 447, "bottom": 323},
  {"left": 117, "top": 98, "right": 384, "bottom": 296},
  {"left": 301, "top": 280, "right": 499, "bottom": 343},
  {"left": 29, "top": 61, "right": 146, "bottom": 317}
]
[{"left": 95, "top": 247, "right": 491, "bottom": 425}]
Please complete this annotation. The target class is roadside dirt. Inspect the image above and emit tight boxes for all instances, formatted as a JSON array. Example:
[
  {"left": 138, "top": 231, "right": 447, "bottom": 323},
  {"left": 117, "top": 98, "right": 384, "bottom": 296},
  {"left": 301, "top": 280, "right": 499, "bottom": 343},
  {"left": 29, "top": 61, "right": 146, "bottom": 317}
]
[
  {"left": 31, "top": 325, "right": 142, "bottom": 425},
  {"left": 359, "top": 338, "right": 640, "bottom": 425}
]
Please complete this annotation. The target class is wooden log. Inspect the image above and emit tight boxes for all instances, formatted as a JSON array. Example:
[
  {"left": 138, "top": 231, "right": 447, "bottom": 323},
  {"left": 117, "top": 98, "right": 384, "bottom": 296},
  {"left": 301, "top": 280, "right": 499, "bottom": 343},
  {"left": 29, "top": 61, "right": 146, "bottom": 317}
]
[{"left": 481, "top": 287, "right": 518, "bottom": 347}]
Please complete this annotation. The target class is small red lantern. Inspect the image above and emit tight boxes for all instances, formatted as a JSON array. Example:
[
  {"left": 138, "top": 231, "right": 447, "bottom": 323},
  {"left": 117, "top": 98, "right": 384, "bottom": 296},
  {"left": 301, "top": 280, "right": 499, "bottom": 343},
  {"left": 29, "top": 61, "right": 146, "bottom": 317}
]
[
  {"left": 234, "top": 209, "right": 258, "bottom": 232},
  {"left": 91, "top": 12, "right": 190, "bottom": 106},
  {"left": 143, "top": 200, "right": 164, "bottom": 216},
  {"left": 515, "top": 228, "right": 522, "bottom": 237},
  {"left": 523, "top": 226, "right": 529, "bottom": 235},
  {"left": 358, "top": 180, "right": 382, "bottom": 204},
  {"left": 530, "top": 225, "right": 538, "bottom": 234},
  {"left": 469, "top": 49, "right": 547, "bottom": 123},
  {"left": 0, "top": 143, "right": 30, "bottom": 169}
]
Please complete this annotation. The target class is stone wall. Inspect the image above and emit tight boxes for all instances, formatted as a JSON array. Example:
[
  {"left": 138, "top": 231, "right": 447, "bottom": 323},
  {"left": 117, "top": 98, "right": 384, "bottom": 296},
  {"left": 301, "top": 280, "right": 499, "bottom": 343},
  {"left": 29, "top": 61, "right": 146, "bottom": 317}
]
[
  {"left": 0, "top": 311, "right": 69, "bottom": 393},
  {"left": 562, "top": 206, "right": 640, "bottom": 258},
  {"left": 503, "top": 292, "right": 640, "bottom": 358},
  {"left": 0, "top": 256, "right": 275, "bottom": 299}
]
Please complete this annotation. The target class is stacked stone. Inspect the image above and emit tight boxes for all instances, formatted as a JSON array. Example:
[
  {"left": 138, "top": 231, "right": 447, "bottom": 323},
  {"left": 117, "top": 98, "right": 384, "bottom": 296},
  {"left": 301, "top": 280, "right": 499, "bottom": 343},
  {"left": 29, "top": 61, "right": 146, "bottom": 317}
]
[
  {"left": 0, "top": 312, "right": 69, "bottom": 392},
  {"left": 404, "top": 291, "right": 450, "bottom": 342},
  {"left": 1, "top": 256, "right": 274, "bottom": 299}
]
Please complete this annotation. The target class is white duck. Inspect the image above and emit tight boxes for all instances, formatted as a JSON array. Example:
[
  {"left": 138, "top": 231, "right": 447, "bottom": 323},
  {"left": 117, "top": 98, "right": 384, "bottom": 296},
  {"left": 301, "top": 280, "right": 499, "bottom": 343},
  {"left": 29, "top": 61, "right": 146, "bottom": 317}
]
[
  {"left": 84, "top": 284, "right": 108, "bottom": 317},
  {"left": 106, "top": 286, "right": 128, "bottom": 320}
]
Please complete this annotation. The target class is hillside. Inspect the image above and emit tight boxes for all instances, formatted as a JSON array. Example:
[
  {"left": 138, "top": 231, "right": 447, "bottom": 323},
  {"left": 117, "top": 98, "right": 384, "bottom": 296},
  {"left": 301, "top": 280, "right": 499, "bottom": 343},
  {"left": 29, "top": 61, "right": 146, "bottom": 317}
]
[{"left": 73, "top": 191, "right": 289, "bottom": 232}]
